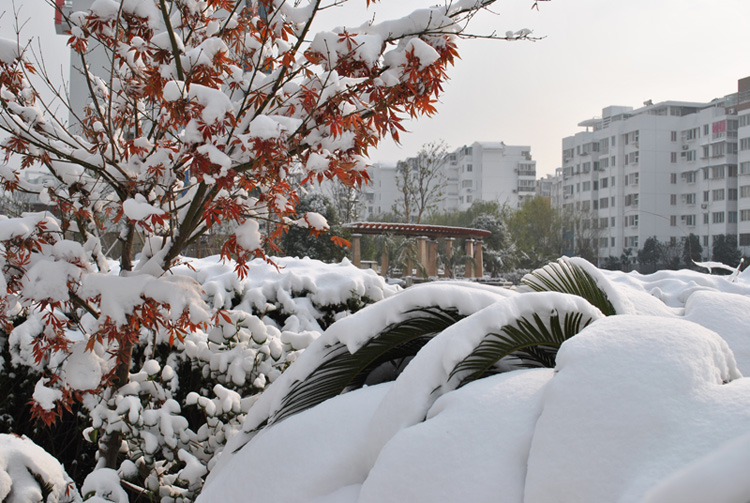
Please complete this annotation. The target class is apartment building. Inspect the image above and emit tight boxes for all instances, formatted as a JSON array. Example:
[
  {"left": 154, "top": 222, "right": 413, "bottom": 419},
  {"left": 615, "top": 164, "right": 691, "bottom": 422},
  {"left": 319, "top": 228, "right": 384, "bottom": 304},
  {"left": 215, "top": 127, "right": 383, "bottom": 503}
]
[
  {"left": 362, "top": 142, "right": 539, "bottom": 220},
  {"left": 557, "top": 79, "right": 749, "bottom": 264}
]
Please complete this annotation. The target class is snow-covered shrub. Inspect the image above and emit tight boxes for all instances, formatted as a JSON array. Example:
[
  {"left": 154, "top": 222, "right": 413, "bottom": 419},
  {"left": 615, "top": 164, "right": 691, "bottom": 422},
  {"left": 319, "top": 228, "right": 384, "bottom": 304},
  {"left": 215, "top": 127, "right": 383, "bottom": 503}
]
[
  {"left": 0, "top": 433, "right": 81, "bottom": 502},
  {"left": 0, "top": 254, "right": 396, "bottom": 500},
  {"left": 200, "top": 257, "right": 750, "bottom": 503}
]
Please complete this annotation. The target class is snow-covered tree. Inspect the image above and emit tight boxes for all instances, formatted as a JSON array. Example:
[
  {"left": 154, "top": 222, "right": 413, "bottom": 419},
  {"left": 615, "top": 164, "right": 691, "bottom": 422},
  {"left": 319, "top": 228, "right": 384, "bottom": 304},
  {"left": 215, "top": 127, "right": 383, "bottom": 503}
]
[{"left": 0, "top": 0, "right": 539, "bottom": 497}]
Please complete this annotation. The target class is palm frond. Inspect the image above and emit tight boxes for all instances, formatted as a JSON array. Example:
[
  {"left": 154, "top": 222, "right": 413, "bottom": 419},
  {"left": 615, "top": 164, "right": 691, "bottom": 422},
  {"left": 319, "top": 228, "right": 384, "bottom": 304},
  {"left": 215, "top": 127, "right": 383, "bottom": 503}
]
[
  {"left": 268, "top": 307, "right": 465, "bottom": 426},
  {"left": 449, "top": 310, "right": 594, "bottom": 389},
  {"left": 521, "top": 258, "right": 616, "bottom": 316}
]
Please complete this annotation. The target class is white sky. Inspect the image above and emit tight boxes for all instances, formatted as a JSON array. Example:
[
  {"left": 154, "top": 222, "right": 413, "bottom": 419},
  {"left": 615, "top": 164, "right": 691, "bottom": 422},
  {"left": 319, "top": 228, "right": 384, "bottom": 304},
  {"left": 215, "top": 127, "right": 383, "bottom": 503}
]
[{"left": 2, "top": 0, "right": 750, "bottom": 176}]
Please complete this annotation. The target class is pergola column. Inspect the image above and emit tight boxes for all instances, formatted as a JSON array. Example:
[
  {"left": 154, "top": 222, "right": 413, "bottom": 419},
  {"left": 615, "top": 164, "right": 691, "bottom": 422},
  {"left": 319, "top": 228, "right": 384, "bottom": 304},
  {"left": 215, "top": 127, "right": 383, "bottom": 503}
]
[
  {"left": 474, "top": 239, "right": 484, "bottom": 279},
  {"left": 352, "top": 233, "right": 362, "bottom": 268},
  {"left": 443, "top": 238, "right": 455, "bottom": 277},
  {"left": 417, "top": 236, "right": 428, "bottom": 279},
  {"left": 380, "top": 252, "right": 389, "bottom": 277},
  {"left": 427, "top": 239, "right": 438, "bottom": 277},
  {"left": 465, "top": 238, "right": 475, "bottom": 278}
]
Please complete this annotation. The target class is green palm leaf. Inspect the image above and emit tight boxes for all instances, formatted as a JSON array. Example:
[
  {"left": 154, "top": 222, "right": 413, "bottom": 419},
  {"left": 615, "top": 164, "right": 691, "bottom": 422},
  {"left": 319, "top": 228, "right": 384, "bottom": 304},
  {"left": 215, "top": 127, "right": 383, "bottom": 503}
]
[
  {"left": 268, "top": 307, "right": 465, "bottom": 426},
  {"left": 521, "top": 258, "right": 616, "bottom": 316},
  {"left": 449, "top": 310, "right": 594, "bottom": 389}
]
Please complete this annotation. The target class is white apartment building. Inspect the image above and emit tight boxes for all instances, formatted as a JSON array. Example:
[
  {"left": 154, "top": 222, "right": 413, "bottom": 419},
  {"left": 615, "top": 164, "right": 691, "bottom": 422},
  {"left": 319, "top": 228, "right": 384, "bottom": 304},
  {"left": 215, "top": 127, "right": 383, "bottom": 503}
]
[
  {"left": 557, "top": 78, "right": 749, "bottom": 264},
  {"left": 737, "top": 76, "right": 750, "bottom": 252},
  {"left": 362, "top": 142, "right": 538, "bottom": 220}
]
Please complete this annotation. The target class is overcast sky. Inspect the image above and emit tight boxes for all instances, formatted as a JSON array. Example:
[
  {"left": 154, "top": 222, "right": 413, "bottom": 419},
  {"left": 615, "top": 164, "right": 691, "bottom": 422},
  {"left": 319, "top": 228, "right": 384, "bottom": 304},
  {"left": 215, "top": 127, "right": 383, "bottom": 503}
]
[{"left": 2, "top": 0, "right": 750, "bottom": 176}]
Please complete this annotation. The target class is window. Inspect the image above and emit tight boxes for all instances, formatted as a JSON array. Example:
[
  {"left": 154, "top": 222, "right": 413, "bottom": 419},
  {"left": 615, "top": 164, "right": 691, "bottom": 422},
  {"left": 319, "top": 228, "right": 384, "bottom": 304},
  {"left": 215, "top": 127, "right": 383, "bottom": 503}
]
[
  {"left": 593, "top": 181, "right": 599, "bottom": 191},
  {"left": 711, "top": 143, "right": 725, "bottom": 158},
  {"left": 740, "top": 114, "right": 750, "bottom": 127},
  {"left": 704, "top": 124, "right": 710, "bottom": 136},
  {"left": 600, "top": 217, "right": 608, "bottom": 228},
  {"left": 741, "top": 209, "right": 750, "bottom": 222},
  {"left": 728, "top": 211, "right": 737, "bottom": 224},
  {"left": 601, "top": 177, "right": 608, "bottom": 188},
  {"left": 671, "top": 131, "right": 678, "bottom": 142},
  {"left": 703, "top": 213, "right": 709, "bottom": 224},
  {"left": 670, "top": 173, "right": 677, "bottom": 184},
  {"left": 466, "top": 195, "right": 472, "bottom": 203},
  {"left": 729, "top": 188, "right": 738, "bottom": 200},
  {"left": 703, "top": 190, "right": 710, "bottom": 202},
  {"left": 611, "top": 176, "right": 616, "bottom": 186},
  {"left": 626, "top": 151, "right": 639, "bottom": 165},
  {"left": 729, "top": 165, "right": 737, "bottom": 177},
  {"left": 711, "top": 166, "right": 725, "bottom": 179},
  {"left": 599, "top": 197, "right": 609, "bottom": 209},
  {"left": 583, "top": 181, "right": 591, "bottom": 191},
  {"left": 742, "top": 162, "right": 750, "bottom": 175},
  {"left": 581, "top": 200, "right": 590, "bottom": 211},
  {"left": 467, "top": 164, "right": 473, "bottom": 172},
  {"left": 741, "top": 185, "right": 750, "bottom": 198},
  {"left": 627, "top": 215, "right": 639, "bottom": 227},
  {"left": 670, "top": 215, "right": 677, "bottom": 226},
  {"left": 670, "top": 194, "right": 677, "bottom": 205},
  {"left": 740, "top": 137, "right": 750, "bottom": 151},
  {"left": 712, "top": 212, "right": 724, "bottom": 224},
  {"left": 702, "top": 146, "right": 710, "bottom": 158},
  {"left": 611, "top": 196, "right": 615, "bottom": 206},
  {"left": 611, "top": 217, "right": 616, "bottom": 227},
  {"left": 611, "top": 156, "right": 616, "bottom": 166},
  {"left": 601, "top": 157, "right": 610, "bottom": 168},
  {"left": 712, "top": 189, "right": 725, "bottom": 201},
  {"left": 671, "top": 152, "right": 677, "bottom": 163},
  {"left": 583, "top": 162, "right": 591, "bottom": 173},
  {"left": 703, "top": 235, "right": 709, "bottom": 246},
  {"left": 685, "top": 214, "right": 696, "bottom": 226},
  {"left": 683, "top": 171, "right": 696, "bottom": 183},
  {"left": 599, "top": 237, "right": 608, "bottom": 248},
  {"left": 611, "top": 237, "right": 616, "bottom": 247},
  {"left": 684, "top": 193, "right": 696, "bottom": 205}
]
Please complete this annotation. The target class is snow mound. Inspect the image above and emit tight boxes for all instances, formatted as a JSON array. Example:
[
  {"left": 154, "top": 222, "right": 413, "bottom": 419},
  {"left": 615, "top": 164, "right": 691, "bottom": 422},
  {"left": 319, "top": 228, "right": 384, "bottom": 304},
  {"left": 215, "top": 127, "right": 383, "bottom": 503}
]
[
  {"left": 201, "top": 260, "right": 750, "bottom": 502},
  {"left": 0, "top": 434, "right": 81, "bottom": 503}
]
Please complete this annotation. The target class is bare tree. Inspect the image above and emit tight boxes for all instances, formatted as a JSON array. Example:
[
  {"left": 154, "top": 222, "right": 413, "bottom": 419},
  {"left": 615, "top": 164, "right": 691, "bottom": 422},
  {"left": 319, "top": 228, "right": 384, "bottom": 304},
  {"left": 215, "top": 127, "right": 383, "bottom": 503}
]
[{"left": 394, "top": 140, "right": 449, "bottom": 223}]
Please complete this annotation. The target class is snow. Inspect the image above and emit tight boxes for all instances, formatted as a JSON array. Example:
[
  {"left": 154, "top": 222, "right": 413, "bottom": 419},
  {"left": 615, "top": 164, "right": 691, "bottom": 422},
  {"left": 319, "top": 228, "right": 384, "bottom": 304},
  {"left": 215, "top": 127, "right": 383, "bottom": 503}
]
[
  {"left": 81, "top": 468, "right": 127, "bottom": 503},
  {"left": 33, "top": 378, "right": 63, "bottom": 411},
  {"left": 202, "top": 261, "right": 750, "bottom": 503},
  {"left": 235, "top": 219, "right": 262, "bottom": 251},
  {"left": 0, "top": 434, "right": 81, "bottom": 503},
  {"left": 0, "top": 37, "right": 20, "bottom": 65}
]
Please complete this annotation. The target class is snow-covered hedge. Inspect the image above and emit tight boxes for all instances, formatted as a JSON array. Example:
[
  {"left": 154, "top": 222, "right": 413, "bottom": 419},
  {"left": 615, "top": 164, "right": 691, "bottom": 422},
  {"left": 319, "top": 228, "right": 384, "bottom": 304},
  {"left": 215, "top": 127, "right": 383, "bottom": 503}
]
[
  {"left": 0, "top": 255, "right": 397, "bottom": 500},
  {"left": 200, "top": 258, "right": 750, "bottom": 503}
]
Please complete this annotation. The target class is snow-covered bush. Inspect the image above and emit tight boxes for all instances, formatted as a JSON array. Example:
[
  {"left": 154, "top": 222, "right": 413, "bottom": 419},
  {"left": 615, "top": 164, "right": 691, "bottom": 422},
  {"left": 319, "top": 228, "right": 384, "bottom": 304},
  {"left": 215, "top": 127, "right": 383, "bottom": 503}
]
[
  {"left": 0, "top": 254, "right": 396, "bottom": 499},
  {"left": 200, "top": 257, "right": 750, "bottom": 503},
  {"left": 0, "top": 433, "right": 81, "bottom": 503}
]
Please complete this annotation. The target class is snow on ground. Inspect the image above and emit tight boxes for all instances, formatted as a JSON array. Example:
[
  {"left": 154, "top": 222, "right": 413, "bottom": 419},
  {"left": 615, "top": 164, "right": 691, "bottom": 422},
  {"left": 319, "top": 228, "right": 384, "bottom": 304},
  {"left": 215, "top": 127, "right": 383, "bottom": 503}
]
[{"left": 199, "top": 260, "right": 750, "bottom": 503}]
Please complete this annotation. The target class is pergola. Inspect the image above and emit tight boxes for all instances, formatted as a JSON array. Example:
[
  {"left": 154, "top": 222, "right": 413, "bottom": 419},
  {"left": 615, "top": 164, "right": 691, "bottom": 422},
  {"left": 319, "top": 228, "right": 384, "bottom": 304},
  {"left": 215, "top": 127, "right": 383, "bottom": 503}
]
[{"left": 344, "top": 222, "right": 492, "bottom": 279}]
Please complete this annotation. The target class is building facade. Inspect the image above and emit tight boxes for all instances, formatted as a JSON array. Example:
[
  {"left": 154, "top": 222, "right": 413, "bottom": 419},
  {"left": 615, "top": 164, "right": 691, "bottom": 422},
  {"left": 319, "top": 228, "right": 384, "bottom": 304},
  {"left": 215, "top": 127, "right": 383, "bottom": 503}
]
[
  {"left": 362, "top": 142, "right": 539, "bottom": 221},
  {"left": 557, "top": 79, "right": 749, "bottom": 264}
]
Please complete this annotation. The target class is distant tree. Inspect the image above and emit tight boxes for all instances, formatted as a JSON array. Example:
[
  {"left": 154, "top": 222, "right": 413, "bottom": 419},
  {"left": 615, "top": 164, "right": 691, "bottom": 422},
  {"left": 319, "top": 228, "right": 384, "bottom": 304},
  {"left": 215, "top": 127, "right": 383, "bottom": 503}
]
[
  {"left": 620, "top": 248, "right": 634, "bottom": 272},
  {"left": 660, "top": 240, "right": 682, "bottom": 269},
  {"left": 637, "top": 237, "right": 661, "bottom": 267},
  {"left": 281, "top": 194, "right": 346, "bottom": 262},
  {"left": 712, "top": 234, "right": 742, "bottom": 268},
  {"left": 394, "top": 140, "right": 449, "bottom": 223},
  {"left": 507, "top": 197, "right": 562, "bottom": 268},
  {"left": 601, "top": 256, "right": 622, "bottom": 271},
  {"left": 682, "top": 233, "right": 703, "bottom": 268},
  {"left": 560, "top": 207, "right": 601, "bottom": 263}
]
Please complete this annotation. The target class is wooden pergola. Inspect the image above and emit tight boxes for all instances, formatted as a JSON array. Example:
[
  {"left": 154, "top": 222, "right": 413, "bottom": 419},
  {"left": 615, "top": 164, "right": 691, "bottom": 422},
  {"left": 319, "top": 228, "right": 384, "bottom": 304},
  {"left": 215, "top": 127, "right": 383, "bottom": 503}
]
[{"left": 344, "top": 222, "right": 492, "bottom": 279}]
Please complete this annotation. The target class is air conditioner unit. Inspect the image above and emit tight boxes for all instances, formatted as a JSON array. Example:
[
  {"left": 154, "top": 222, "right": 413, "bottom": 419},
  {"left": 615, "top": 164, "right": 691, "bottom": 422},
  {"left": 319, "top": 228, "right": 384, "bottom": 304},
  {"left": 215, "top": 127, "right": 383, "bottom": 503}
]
[
  {"left": 512, "top": 189, "right": 517, "bottom": 193},
  {"left": 682, "top": 145, "right": 689, "bottom": 150}
]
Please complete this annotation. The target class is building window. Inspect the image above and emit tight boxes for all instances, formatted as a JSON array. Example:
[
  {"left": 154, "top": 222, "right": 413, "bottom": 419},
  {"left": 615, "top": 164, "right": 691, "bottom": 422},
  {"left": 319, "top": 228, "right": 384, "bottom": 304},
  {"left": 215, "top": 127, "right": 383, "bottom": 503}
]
[
  {"left": 712, "top": 189, "right": 725, "bottom": 201},
  {"left": 712, "top": 212, "right": 725, "bottom": 224},
  {"left": 703, "top": 213, "right": 709, "bottom": 224},
  {"left": 670, "top": 152, "right": 677, "bottom": 163},
  {"left": 740, "top": 137, "right": 750, "bottom": 151},
  {"left": 711, "top": 165, "right": 725, "bottom": 179},
  {"left": 741, "top": 185, "right": 750, "bottom": 198},
  {"left": 670, "top": 215, "right": 677, "bottom": 226},
  {"left": 740, "top": 209, "right": 750, "bottom": 222},
  {"left": 467, "top": 164, "right": 473, "bottom": 172},
  {"left": 684, "top": 215, "right": 696, "bottom": 226},
  {"left": 670, "top": 194, "right": 677, "bottom": 205},
  {"left": 741, "top": 161, "right": 750, "bottom": 175},
  {"left": 670, "top": 173, "right": 677, "bottom": 184},
  {"left": 583, "top": 181, "right": 591, "bottom": 191},
  {"left": 611, "top": 217, "right": 616, "bottom": 227},
  {"left": 684, "top": 193, "right": 696, "bottom": 205},
  {"left": 729, "top": 188, "right": 738, "bottom": 200},
  {"left": 601, "top": 177, "right": 608, "bottom": 188},
  {"left": 703, "top": 191, "right": 710, "bottom": 202},
  {"left": 671, "top": 131, "right": 677, "bottom": 142},
  {"left": 728, "top": 211, "right": 737, "bottom": 223}
]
